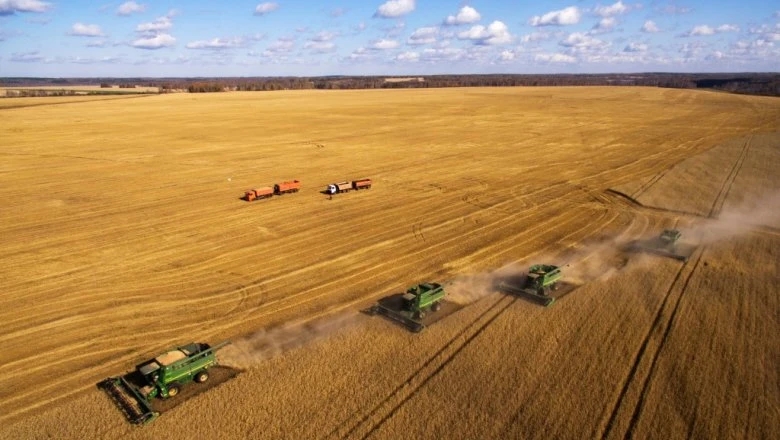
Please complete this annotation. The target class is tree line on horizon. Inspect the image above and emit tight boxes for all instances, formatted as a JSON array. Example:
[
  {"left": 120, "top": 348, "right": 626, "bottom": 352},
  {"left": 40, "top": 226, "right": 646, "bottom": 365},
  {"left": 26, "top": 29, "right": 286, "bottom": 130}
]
[{"left": 2, "top": 73, "right": 778, "bottom": 97}]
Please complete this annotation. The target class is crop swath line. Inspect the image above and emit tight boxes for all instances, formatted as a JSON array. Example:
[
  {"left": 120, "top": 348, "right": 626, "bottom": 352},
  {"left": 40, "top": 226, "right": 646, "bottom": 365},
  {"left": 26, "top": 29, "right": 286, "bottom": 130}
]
[
  {"left": 325, "top": 295, "right": 516, "bottom": 440},
  {"left": 708, "top": 135, "right": 751, "bottom": 218}
]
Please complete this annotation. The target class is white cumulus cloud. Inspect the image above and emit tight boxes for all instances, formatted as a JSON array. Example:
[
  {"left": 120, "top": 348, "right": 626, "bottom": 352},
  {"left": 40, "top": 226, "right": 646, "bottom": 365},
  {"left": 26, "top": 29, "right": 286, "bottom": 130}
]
[
  {"left": 529, "top": 6, "right": 581, "bottom": 26},
  {"left": 560, "top": 32, "right": 609, "bottom": 51},
  {"left": 136, "top": 16, "right": 172, "bottom": 34},
  {"left": 304, "top": 40, "right": 336, "bottom": 53},
  {"left": 70, "top": 23, "right": 104, "bottom": 37},
  {"left": 592, "top": 17, "right": 617, "bottom": 33},
  {"left": 682, "top": 24, "right": 739, "bottom": 37},
  {"left": 594, "top": 1, "right": 629, "bottom": 17},
  {"left": 624, "top": 42, "right": 648, "bottom": 52},
  {"left": 132, "top": 33, "right": 175, "bottom": 49},
  {"left": 10, "top": 50, "right": 45, "bottom": 62},
  {"left": 186, "top": 37, "right": 244, "bottom": 50},
  {"left": 375, "top": 0, "right": 415, "bottom": 18},
  {"left": 535, "top": 52, "right": 576, "bottom": 63},
  {"left": 370, "top": 38, "right": 399, "bottom": 49},
  {"left": 265, "top": 38, "right": 295, "bottom": 54},
  {"left": 688, "top": 25, "right": 715, "bottom": 36},
  {"left": 458, "top": 20, "right": 512, "bottom": 45},
  {"left": 499, "top": 50, "right": 514, "bottom": 61},
  {"left": 117, "top": 1, "right": 145, "bottom": 16},
  {"left": 444, "top": 6, "right": 480, "bottom": 25},
  {"left": 641, "top": 20, "right": 660, "bottom": 33},
  {"left": 408, "top": 26, "right": 438, "bottom": 45},
  {"left": 254, "top": 2, "right": 278, "bottom": 16},
  {"left": 716, "top": 24, "right": 739, "bottom": 33},
  {"left": 0, "top": 0, "right": 51, "bottom": 15},
  {"left": 311, "top": 31, "right": 336, "bottom": 42},
  {"left": 396, "top": 51, "right": 419, "bottom": 61}
]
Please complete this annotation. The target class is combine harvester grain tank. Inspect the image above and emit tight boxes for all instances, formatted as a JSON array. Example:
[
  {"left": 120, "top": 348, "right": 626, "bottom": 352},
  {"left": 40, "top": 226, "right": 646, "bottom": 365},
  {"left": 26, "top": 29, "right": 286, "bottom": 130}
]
[{"left": 100, "top": 341, "right": 230, "bottom": 424}]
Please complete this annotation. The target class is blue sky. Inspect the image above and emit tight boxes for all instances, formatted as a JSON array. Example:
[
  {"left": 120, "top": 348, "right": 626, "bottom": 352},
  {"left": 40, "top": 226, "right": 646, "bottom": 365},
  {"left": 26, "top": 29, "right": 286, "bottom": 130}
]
[{"left": 1, "top": 0, "right": 778, "bottom": 77}]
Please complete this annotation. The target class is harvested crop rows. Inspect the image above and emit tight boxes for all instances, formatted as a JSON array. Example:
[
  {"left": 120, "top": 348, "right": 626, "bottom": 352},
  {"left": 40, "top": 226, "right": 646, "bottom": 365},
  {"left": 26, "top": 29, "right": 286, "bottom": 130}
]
[{"left": 0, "top": 87, "right": 777, "bottom": 439}]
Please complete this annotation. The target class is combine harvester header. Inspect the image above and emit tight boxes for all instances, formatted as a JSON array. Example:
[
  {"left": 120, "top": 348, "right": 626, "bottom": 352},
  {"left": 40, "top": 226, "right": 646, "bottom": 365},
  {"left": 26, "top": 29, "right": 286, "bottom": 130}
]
[{"left": 100, "top": 340, "right": 230, "bottom": 424}]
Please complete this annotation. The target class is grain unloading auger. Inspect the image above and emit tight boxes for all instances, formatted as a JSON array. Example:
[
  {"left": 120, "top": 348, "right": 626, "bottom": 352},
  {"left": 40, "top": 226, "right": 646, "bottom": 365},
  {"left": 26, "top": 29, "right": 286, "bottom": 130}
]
[
  {"left": 369, "top": 282, "right": 446, "bottom": 332},
  {"left": 100, "top": 340, "right": 230, "bottom": 425}
]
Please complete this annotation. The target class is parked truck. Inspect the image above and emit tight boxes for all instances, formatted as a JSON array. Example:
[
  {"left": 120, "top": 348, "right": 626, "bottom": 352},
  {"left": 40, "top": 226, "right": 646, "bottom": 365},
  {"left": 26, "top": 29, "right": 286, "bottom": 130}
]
[
  {"left": 244, "top": 187, "right": 274, "bottom": 201},
  {"left": 327, "top": 178, "right": 372, "bottom": 195},
  {"left": 101, "top": 341, "right": 230, "bottom": 424},
  {"left": 327, "top": 181, "right": 353, "bottom": 194},
  {"left": 244, "top": 179, "right": 300, "bottom": 201}
]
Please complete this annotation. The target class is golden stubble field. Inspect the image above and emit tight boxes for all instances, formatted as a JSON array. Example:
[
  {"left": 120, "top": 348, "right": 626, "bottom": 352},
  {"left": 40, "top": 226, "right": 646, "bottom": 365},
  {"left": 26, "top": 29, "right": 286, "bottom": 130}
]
[{"left": 0, "top": 87, "right": 777, "bottom": 439}]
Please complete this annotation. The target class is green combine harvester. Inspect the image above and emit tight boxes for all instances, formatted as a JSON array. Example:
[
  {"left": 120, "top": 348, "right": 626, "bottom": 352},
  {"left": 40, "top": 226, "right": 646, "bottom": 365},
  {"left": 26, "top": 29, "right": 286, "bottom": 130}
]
[
  {"left": 499, "top": 264, "right": 562, "bottom": 307},
  {"left": 635, "top": 229, "right": 689, "bottom": 262},
  {"left": 369, "top": 282, "right": 446, "bottom": 332},
  {"left": 100, "top": 340, "right": 230, "bottom": 424}
]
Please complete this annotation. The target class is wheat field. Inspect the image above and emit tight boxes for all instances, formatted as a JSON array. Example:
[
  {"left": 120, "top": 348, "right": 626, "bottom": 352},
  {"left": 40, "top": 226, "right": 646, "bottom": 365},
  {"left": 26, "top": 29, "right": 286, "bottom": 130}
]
[{"left": 0, "top": 87, "right": 777, "bottom": 439}]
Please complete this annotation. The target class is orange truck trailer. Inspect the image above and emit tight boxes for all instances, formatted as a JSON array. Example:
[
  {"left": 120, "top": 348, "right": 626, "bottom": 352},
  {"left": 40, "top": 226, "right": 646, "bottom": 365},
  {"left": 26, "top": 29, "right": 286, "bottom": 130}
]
[
  {"left": 352, "top": 178, "right": 372, "bottom": 190},
  {"left": 244, "top": 187, "right": 274, "bottom": 202},
  {"left": 274, "top": 180, "right": 301, "bottom": 195}
]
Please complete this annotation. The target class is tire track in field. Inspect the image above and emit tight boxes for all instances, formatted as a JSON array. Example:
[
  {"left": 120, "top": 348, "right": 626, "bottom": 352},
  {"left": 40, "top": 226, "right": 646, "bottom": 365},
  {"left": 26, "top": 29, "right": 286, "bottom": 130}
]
[
  {"left": 630, "top": 167, "right": 671, "bottom": 200},
  {"left": 328, "top": 192, "right": 628, "bottom": 440},
  {"left": 622, "top": 249, "right": 705, "bottom": 439},
  {"left": 598, "top": 249, "right": 698, "bottom": 440},
  {"left": 613, "top": 134, "right": 750, "bottom": 438},
  {"left": 707, "top": 135, "right": 751, "bottom": 218},
  {"left": 0, "top": 178, "right": 584, "bottom": 402},
  {"left": 324, "top": 295, "right": 518, "bottom": 440},
  {"left": 626, "top": 139, "right": 697, "bottom": 200}
]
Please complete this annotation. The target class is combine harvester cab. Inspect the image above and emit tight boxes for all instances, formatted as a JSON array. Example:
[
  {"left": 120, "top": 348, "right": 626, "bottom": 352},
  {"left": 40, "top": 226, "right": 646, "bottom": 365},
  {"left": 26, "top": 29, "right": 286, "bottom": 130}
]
[
  {"left": 499, "top": 264, "right": 562, "bottom": 307},
  {"left": 632, "top": 229, "right": 691, "bottom": 262},
  {"left": 369, "top": 282, "right": 446, "bottom": 332},
  {"left": 100, "top": 341, "right": 230, "bottom": 425}
]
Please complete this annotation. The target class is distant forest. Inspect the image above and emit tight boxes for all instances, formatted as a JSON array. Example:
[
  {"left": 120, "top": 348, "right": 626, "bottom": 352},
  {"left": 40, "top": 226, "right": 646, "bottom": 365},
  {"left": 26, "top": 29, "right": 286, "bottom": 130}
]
[{"left": 3, "top": 73, "right": 778, "bottom": 97}]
